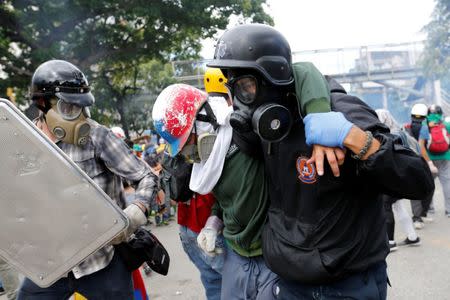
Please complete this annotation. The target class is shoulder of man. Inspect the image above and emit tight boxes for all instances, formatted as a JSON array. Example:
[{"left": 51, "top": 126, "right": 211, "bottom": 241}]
[
  {"left": 87, "top": 119, "right": 113, "bottom": 146},
  {"left": 330, "top": 92, "right": 389, "bottom": 133}
]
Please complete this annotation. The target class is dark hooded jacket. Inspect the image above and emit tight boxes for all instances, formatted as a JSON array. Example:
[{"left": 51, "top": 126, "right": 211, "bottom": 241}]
[{"left": 262, "top": 77, "right": 434, "bottom": 284}]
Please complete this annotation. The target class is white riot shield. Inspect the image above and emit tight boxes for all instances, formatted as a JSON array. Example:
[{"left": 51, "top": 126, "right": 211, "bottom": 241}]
[{"left": 0, "top": 99, "right": 128, "bottom": 287}]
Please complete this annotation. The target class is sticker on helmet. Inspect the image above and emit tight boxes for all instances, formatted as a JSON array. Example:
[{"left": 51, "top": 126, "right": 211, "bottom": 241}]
[{"left": 217, "top": 40, "right": 227, "bottom": 58}]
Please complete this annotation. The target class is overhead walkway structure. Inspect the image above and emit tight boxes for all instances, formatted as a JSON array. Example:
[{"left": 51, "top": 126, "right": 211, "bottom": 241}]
[
  {"left": 172, "top": 41, "right": 424, "bottom": 89},
  {"left": 171, "top": 42, "right": 450, "bottom": 118}
]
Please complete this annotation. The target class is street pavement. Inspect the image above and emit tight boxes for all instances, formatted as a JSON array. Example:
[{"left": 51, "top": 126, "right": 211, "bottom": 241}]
[
  {"left": 385, "top": 182, "right": 450, "bottom": 300},
  {"left": 2, "top": 180, "right": 449, "bottom": 300}
]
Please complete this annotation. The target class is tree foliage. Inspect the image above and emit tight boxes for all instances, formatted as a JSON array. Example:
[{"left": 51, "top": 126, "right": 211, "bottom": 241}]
[
  {"left": 91, "top": 60, "right": 176, "bottom": 137},
  {"left": 0, "top": 0, "right": 272, "bottom": 135},
  {"left": 423, "top": 0, "right": 450, "bottom": 79}
]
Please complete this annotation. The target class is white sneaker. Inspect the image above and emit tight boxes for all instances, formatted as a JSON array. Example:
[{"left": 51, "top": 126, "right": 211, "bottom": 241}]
[
  {"left": 422, "top": 216, "right": 434, "bottom": 222},
  {"left": 414, "top": 221, "right": 424, "bottom": 229},
  {"left": 389, "top": 242, "right": 398, "bottom": 252}
]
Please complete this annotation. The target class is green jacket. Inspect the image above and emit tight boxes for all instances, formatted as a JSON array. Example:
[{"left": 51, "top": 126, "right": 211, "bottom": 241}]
[
  {"left": 212, "top": 150, "right": 268, "bottom": 257},
  {"left": 211, "top": 62, "right": 331, "bottom": 257}
]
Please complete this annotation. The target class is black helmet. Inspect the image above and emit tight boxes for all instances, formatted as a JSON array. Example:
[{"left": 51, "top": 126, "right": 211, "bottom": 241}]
[
  {"left": 428, "top": 104, "right": 443, "bottom": 115},
  {"left": 31, "top": 60, "right": 94, "bottom": 107},
  {"left": 207, "top": 24, "right": 294, "bottom": 86}
]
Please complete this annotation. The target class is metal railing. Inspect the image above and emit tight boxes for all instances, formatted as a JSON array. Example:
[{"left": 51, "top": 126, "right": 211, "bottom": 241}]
[{"left": 171, "top": 41, "right": 425, "bottom": 87}]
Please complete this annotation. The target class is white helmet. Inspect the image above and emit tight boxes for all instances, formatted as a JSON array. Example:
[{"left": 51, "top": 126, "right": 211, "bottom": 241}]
[
  {"left": 411, "top": 103, "right": 428, "bottom": 117},
  {"left": 111, "top": 126, "right": 125, "bottom": 139}
]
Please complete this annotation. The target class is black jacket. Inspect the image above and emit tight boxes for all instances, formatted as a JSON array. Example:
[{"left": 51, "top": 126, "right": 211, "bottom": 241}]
[{"left": 262, "top": 79, "right": 434, "bottom": 284}]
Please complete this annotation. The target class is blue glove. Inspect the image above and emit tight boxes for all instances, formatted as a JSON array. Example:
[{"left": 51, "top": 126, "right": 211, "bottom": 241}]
[{"left": 303, "top": 112, "right": 353, "bottom": 148}]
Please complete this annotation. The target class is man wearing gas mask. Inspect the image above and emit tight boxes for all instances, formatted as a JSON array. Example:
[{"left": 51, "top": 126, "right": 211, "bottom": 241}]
[
  {"left": 153, "top": 60, "right": 333, "bottom": 299},
  {"left": 153, "top": 82, "right": 282, "bottom": 300},
  {"left": 208, "top": 24, "right": 435, "bottom": 299},
  {"left": 18, "top": 60, "right": 158, "bottom": 299}
]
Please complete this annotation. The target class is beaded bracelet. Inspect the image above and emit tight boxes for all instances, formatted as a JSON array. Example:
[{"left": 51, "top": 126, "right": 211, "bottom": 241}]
[{"left": 351, "top": 131, "right": 374, "bottom": 160}]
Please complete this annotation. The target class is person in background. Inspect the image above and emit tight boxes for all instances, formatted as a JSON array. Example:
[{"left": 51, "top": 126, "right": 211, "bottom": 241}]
[
  {"left": 142, "top": 142, "right": 156, "bottom": 159},
  {"left": 155, "top": 138, "right": 166, "bottom": 156},
  {"left": 143, "top": 155, "right": 167, "bottom": 226},
  {"left": 404, "top": 103, "right": 438, "bottom": 228},
  {"left": 419, "top": 104, "right": 450, "bottom": 218},
  {"left": 133, "top": 143, "right": 145, "bottom": 158},
  {"left": 376, "top": 109, "right": 423, "bottom": 250}
]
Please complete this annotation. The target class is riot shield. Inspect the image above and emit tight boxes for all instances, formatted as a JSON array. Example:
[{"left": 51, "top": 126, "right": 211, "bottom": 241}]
[{"left": 0, "top": 99, "right": 128, "bottom": 287}]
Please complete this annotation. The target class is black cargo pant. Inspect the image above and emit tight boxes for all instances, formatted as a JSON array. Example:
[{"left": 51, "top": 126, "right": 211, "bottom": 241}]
[{"left": 410, "top": 191, "right": 433, "bottom": 221}]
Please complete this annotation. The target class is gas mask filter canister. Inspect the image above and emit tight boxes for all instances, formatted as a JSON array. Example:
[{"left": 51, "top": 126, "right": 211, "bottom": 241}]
[
  {"left": 227, "top": 74, "right": 293, "bottom": 142},
  {"left": 252, "top": 103, "right": 292, "bottom": 142}
]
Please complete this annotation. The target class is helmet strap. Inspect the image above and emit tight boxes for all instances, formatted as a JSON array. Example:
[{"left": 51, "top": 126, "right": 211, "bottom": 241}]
[
  {"left": 32, "top": 99, "right": 52, "bottom": 114},
  {"left": 196, "top": 101, "right": 219, "bottom": 130}
]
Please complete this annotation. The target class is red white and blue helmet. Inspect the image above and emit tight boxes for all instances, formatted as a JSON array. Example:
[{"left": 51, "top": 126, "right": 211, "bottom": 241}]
[{"left": 152, "top": 84, "right": 208, "bottom": 157}]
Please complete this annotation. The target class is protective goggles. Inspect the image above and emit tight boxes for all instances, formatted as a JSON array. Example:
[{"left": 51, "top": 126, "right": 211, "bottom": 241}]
[
  {"left": 226, "top": 75, "right": 258, "bottom": 104},
  {"left": 56, "top": 99, "right": 83, "bottom": 121}
]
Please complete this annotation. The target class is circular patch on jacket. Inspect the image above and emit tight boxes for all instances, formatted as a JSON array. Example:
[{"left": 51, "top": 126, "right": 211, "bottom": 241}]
[{"left": 296, "top": 156, "right": 317, "bottom": 184}]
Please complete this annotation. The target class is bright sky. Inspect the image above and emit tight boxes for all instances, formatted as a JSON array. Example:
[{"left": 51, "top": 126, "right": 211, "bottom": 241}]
[{"left": 201, "top": 0, "right": 436, "bottom": 58}]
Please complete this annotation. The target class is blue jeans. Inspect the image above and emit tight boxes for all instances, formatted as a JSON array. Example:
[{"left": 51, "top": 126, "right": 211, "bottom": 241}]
[
  {"left": 221, "top": 248, "right": 279, "bottom": 300},
  {"left": 17, "top": 252, "right": 133, "bottom": 300},
  {"left": 275, "top": 261, "right": 387, "bottom": 300},
  {"left": 179, "top": 226, "right": 224, "bottom": 300}
]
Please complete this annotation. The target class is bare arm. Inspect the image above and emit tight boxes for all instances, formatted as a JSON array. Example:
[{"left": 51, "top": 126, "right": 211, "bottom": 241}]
[{"left": 419, "top": 139, "right": 431, "bottom": 161}]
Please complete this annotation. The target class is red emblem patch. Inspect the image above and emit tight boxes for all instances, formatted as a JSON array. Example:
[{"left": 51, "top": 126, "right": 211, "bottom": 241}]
[{"left": 296, "top": 156, "right": 317, "bottom": 184}]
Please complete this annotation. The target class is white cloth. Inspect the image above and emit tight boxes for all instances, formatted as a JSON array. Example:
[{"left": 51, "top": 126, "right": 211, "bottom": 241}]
[
  {"left": 392, "top": 200, "right": 418, "bottom": 241},
  {"left": 189, "top": 96, "right": 233, "bottom": 194}
]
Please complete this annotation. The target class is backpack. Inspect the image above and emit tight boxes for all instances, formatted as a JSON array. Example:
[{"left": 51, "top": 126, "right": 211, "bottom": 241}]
[
  {"left": 161, "top": 154, "right": 193, "bottom": 202},
  {"left": 427, "top": 123, "right": 450, "bottom": 153}
]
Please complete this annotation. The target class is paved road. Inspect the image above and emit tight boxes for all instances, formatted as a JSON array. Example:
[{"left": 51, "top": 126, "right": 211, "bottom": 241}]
[
  {"left": 2, "top": 181, "right": 449, "bottom": 300},
  {"left": 385, "top": 182, "right": 450, "bottom": 300}
]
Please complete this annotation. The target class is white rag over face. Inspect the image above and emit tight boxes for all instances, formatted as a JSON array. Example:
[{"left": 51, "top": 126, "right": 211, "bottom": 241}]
[{"left": 189, "top": 96, "right": 233, "bottom": 194}]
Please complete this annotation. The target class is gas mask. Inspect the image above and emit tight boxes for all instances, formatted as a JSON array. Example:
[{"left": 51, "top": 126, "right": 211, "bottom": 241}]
[
  {"left": 227, "top": 74, "right": 292, "bottom": 142},
  {"left": 180, "top": 102, "right": 220, "bottom": 163},
  {"left": 45, "top": 99, "right": 91, "bottom": 146},
  {"left": 180, "top": 133, "right": 217, "bottom": 164}
]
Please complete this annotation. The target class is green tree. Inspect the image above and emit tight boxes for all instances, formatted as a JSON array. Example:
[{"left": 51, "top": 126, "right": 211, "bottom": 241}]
[
  {"left": 423, "top": 0, "right": 450, "bottom": 80},
  {"left": 0, "top": 0, "right": 272, "bottom": 135},
  {"left": 91, "top": 60, "right": 176, "bottom": 137}
]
